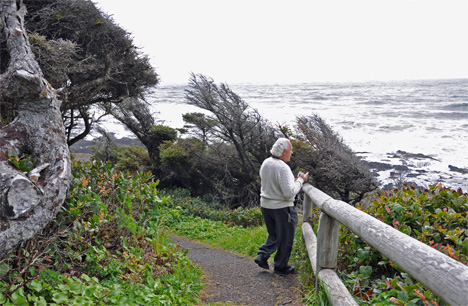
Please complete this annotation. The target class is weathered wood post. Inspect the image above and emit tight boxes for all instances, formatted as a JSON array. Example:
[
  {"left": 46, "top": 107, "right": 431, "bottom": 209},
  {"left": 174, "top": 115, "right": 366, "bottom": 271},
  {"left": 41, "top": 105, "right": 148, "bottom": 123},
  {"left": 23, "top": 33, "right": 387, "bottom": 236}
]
[
  {"left": 301, "top": 185, "right": 361, "bottom": 305},
  {"left": 316, "top": 209, "right": 340, "bottom": 273},
  {"left": 302, "top": 192, "right": 314, "bottom": 224},
  {"left": 302, "top": 193, "right": 318, "bottom": 273},
  {"left": 316, "top": 206, "right": 341, "bottom": 296}
]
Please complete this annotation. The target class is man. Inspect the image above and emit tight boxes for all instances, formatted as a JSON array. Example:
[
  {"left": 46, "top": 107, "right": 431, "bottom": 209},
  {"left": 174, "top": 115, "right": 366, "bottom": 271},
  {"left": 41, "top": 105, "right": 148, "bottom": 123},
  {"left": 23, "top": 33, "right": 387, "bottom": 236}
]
[{"left": 255, "top": 138, "right": 308, "bottom": 275}]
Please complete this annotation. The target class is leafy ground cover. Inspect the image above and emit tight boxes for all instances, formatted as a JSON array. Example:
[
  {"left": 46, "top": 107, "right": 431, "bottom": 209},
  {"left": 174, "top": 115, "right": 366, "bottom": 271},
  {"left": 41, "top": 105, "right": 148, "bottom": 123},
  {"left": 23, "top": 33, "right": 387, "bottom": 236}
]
[
  {"left": 331, "top": 185, "right": 467, "bottom": 305},
  {"left": 0, "top": 160, "right": 203, "bottom": 305},
  {"left": 0, "top": 159, "right": 320, "bottom": 305},
  {"left": 160, "top": 188, "right": 264, "bottom": 228},
  {"left": 2, "top": 158, "right": 465, "bottom": 306}
]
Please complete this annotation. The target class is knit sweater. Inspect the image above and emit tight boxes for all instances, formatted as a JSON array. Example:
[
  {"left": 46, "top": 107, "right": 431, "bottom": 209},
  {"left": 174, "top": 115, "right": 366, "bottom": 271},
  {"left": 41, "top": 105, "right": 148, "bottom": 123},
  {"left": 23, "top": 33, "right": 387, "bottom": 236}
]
[{"left": 259, "top": 157, "right": 304, "bottom": 209}]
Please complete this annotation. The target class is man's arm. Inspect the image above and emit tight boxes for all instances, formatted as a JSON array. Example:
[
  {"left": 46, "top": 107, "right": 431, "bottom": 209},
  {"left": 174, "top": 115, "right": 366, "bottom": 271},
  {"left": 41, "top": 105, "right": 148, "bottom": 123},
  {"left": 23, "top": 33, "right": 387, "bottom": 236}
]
[{"left": 278, "top": 165, "right": 304, "bottom": 199}]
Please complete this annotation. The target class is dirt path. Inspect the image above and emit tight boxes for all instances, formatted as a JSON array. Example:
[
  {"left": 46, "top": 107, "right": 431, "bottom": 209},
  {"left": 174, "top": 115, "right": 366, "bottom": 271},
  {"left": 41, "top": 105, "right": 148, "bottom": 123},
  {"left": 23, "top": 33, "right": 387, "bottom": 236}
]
[{"left": 171, "top": 235, "right": 304, "bottom": 305}]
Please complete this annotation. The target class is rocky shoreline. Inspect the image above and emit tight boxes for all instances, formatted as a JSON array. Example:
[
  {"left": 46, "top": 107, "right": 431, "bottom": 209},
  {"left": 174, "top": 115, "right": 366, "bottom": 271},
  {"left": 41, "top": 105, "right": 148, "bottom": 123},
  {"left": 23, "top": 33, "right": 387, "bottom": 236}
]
[{"left": 362, "top": 150, "right": 467, "bottom": 191}]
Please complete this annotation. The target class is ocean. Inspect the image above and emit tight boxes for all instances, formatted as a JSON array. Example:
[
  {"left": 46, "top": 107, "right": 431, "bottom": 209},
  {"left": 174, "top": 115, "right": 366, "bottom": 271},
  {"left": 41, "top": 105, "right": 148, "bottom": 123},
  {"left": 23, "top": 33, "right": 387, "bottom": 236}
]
[{"left": 100, "top": 78, "right": 468, "bottom": 191}]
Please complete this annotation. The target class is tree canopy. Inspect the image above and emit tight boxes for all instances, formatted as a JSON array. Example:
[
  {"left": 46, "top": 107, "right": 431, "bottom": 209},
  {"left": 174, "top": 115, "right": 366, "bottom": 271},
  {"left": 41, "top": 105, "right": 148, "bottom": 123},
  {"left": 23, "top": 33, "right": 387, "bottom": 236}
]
[
  {"left": 1, "top": 0, "right": 159, "bottom": 145},
  {"left": 0, "top": 0, "right": 159, "bottom": 260}
]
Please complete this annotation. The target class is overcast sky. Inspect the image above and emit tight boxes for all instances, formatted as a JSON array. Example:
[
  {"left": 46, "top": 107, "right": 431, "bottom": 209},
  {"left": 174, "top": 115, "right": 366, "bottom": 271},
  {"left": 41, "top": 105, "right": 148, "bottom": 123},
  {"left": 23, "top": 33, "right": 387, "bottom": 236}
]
[{"left": 93, "top": 0, "right": 468, "bottom": 85}]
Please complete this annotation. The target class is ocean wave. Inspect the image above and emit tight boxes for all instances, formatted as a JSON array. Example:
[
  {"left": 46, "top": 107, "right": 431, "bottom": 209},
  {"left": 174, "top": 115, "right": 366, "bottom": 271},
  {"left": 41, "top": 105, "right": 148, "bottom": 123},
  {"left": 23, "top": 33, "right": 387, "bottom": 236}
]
[
  {"left": 432, "top": 112, "right": 468, "bottom": 120},
  {"left": 442, "top": 102, "right": 468, "bottom": 111}
]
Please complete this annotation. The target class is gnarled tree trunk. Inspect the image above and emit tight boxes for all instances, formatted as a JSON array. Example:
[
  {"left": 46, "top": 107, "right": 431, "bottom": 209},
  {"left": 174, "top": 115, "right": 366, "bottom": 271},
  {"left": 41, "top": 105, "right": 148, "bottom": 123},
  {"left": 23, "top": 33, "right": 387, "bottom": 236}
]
[{"left": 0, "top": 0, "right": 71, "bottom": 259}]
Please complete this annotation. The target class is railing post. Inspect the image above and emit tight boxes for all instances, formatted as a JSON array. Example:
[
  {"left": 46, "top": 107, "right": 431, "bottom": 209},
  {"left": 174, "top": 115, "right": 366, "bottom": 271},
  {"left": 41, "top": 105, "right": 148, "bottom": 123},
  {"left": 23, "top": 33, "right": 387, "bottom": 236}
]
[
  {"left": 302, "top": 193, "right": 318, "bottom": 273},
  {"left": 316, "top": 203, "right": 340, "bottom": 289},
  {"left": 302, "top": 192, "right": 314, "bottom": 224}
]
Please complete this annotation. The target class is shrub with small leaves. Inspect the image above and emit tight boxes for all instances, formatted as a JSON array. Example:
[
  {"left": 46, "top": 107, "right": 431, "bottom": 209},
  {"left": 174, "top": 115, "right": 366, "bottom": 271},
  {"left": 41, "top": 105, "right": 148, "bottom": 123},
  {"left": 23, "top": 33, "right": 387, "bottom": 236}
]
[
  {"left": 336, "top": 184, "right": 467, "bottom": 305},
  {"left": 0, "top": 160, "right": 203, "bottom": 305}
]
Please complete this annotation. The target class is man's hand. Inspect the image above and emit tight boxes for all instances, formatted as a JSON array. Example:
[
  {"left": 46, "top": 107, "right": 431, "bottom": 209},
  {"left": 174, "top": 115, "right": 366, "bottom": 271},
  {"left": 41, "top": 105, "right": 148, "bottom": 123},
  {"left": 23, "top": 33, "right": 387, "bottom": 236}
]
[
  {"left": 299, "top": 172, "right": 309, "bottom": 182},
  {"left": 295, "top": 172, "right": 309, "bottom": 182}
]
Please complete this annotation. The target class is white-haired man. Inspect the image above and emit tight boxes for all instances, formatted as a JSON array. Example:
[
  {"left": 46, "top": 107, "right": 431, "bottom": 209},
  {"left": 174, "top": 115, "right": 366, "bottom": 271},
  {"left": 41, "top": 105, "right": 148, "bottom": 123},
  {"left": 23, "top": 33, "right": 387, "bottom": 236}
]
[{"left": 254, "top": 138, "right": 308, "bottom": 275}]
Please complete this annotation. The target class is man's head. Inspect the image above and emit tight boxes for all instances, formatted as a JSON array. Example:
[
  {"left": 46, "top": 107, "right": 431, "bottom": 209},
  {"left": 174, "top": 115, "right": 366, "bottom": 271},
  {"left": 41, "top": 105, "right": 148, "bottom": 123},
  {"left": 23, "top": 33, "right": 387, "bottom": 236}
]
[{"left": 270, "top": 138, "right": 293, "bottom": 162}]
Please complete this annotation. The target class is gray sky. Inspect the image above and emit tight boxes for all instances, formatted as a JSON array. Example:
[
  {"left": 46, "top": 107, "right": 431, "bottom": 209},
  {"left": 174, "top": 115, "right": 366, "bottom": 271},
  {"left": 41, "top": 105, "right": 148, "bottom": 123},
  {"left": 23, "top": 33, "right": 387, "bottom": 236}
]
[{"left": 93, "top": 0, "right": 468, "bottom": 85}]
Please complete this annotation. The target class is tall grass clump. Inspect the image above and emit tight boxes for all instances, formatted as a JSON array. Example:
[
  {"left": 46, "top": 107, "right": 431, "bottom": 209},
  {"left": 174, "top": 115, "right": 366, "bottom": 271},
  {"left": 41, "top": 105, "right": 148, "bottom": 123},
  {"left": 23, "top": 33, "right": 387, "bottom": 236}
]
[{"left": 0, "top": 159, "right": 203, "bottom": 305}]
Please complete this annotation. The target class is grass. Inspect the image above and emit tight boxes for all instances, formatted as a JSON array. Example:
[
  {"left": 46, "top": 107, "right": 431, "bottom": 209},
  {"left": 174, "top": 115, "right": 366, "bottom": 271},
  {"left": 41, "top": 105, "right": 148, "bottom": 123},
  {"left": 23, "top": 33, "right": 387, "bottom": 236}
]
[
  {"left": 163, "top": 213, "right": 267, "bottom": 256},
  {"left": 157, "top": 198, "right": 328, "bottom": 305}
]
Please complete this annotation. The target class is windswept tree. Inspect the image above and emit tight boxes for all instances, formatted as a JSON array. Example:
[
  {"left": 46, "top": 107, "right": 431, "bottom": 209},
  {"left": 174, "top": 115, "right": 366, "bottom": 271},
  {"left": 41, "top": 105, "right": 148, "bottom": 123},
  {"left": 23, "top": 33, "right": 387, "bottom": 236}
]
[
  {"left": 184, "top": 74, "right": 278, "bottom": 207},
  {"left": 182, "top": 112, "right": 216, "bottom": 149},
  {"left": 0, "top": 0, "right": 71, "bottom": 259},
  {"left": 296, "top": 114, "right": 377, "bottom": 204},
  {"left": 106, "top": 97, "right": 179, "bottom": 176},
  {"left": 21, "top": 0, "right": 158, "bottom": 146},
  {"left": 149, "top": 74, "right": 376, "bottom": 207}
]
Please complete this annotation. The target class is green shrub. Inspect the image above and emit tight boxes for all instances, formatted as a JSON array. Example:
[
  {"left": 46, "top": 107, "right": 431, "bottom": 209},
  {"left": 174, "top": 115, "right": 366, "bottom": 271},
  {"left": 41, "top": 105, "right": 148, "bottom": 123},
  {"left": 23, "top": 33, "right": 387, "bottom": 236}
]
[
  {"left": 158, "top": 138, "right": 211, "bottom": 193},
  {"left": 92, "top": 145, "right": 152, "bottom": 172},
  {"left": 161, "top": 188, "right": 264, "bottom": 227},
  {"left": 115, "top": 145, "right": 152, "bottom": 172},
  {"left": 0, "top": 160, "right": 203, "bottom": 305},
  {"left": 336, "top": 184, "right": 467, "bottom": 305}
]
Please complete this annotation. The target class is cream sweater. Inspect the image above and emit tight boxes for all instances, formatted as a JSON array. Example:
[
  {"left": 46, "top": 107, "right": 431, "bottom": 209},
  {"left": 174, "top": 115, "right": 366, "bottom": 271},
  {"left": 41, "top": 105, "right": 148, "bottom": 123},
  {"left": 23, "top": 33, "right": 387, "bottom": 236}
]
[{"left": 259, "top": 157, "right": 304, "bottom": 209}]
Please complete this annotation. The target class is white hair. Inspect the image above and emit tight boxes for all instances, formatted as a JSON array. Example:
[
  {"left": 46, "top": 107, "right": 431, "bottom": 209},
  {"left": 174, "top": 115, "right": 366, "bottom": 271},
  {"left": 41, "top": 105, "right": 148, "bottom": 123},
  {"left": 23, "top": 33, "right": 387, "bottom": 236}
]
[{"left": 270, "top": 138, "right": 290, "bottom": 157}]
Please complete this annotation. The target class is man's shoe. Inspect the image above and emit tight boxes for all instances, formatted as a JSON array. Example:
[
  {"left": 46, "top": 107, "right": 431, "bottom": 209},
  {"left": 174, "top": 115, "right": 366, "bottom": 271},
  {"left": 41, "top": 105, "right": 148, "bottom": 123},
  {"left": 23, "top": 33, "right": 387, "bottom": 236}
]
[
  {"left": 254, "top": 254, "right": 269, "bottom": 269},
  {"left": 274, "top": 265, "right": 296, "bottom": 275}
]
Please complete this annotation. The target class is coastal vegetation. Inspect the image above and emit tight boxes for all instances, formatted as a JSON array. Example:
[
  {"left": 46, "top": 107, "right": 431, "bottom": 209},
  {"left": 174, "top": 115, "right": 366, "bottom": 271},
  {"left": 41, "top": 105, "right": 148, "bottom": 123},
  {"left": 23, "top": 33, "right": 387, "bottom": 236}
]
[
  {"left": 328, "top": 184, "right": 466, "bottom": 305},
  {"left": 0, "top": 160, "right": 202, "bottom": 305},
  {"left": 98, "top": 73, "right": 377, "bottom": 209},
  {"left": 1, "top": 0, "right": 375, "bottom": 261},
  {"left": 1, "top": 159, "right": 465, "bottom": 305},
  {"left": 1, "top": 1, "right": 466, "bottom": 305}
]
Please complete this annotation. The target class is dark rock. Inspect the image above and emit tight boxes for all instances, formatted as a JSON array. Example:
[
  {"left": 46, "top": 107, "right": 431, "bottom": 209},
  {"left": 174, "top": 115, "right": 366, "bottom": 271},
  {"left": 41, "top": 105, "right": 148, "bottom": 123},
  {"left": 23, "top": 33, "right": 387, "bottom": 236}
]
[
  {"left": 393, "top": 164, "right": 410, "bottom": 172},
  {"left": 390, "top": 150, "right": 439, "bottom": 161},
  {"left": 449, "top": 165, "right": 468, "bottom": 174},
  {"left": 366, "top": 161, "right": 393, "bottom": 171}
]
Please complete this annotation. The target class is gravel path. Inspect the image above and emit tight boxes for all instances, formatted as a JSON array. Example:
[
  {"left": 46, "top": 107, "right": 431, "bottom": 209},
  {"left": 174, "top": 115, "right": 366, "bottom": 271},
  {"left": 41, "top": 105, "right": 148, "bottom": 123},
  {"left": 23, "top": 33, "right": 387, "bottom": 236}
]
[{"left": 171, "top": 235, "right": 304, "bottom": 305}]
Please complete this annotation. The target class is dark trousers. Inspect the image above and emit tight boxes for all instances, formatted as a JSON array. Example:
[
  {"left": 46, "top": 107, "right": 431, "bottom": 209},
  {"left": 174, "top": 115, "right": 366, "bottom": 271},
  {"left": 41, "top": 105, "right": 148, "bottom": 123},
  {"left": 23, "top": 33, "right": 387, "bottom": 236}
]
[{"left": 258, "top": 206, "right": 298, "bottom": 269}]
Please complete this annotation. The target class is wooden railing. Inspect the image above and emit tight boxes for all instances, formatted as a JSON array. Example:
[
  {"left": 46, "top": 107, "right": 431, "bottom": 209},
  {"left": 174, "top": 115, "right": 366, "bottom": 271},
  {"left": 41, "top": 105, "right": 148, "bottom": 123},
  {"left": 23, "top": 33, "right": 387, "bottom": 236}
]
[{"left": 301, "top": 183, "right": 468, "bottom": 306}]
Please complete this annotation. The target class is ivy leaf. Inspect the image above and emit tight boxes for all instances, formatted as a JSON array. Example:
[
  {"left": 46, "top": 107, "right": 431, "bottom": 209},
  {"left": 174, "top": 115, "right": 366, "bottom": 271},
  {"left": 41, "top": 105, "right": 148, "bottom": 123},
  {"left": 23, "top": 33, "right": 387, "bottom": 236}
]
[
  {"left": 52, "top": 292, "right": 68, "bottom": 303},
  {"left": 0, "top": 293, "right": 6, "bottom": 304},
  {"left": 11, "top": 291, "right": 28, "bottom": 306},
  {"left": 28, "top": 279, "right": 43, "bottom": 292},
  {"left": 393, "top": 204, "right": 403, "bottom": 213},
  {"left": 359, "top": 265, "right": 372, "bottom": 278},
  {"left": 397, "top": 290, "right": 408, "bottom": 302},
  {"left": 0, "top": 264, "right": 9, "bottom": 277}
]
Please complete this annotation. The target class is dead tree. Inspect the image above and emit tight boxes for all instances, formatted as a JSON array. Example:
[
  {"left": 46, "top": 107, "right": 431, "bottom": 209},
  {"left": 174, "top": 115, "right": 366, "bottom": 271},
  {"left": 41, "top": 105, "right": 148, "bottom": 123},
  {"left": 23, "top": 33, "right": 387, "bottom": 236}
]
[{"left": 0, "top": 0, "right": 71, "bottom": 259}]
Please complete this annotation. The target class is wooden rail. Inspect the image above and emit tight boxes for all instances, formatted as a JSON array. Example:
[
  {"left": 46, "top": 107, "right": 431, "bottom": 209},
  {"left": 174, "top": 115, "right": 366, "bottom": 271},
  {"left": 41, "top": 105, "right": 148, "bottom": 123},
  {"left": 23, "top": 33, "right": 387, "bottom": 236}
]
[{"left": 301, "top": 183, "right": 468, "bottom": 306}]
